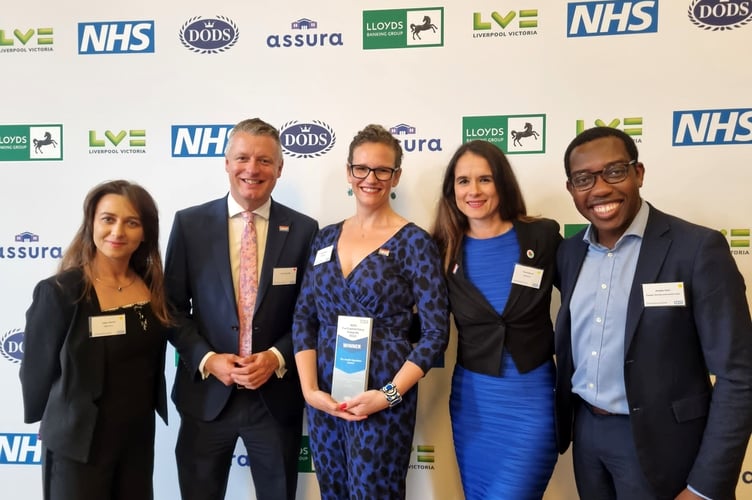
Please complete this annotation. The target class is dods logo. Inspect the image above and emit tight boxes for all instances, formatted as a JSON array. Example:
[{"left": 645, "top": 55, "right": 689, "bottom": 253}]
[
  {"left": 279, "top": 120, "right": 336, "bottom": 159},
  {"left": 688, "top": 0, "right": 752, "bottom": 30},
  {"left": 0, "top": 124, "right": 63, "bottom": 161},
  {"left": 363, "top": 8, "right": 444, "bottom": 49},
  {"left": 267, "top": 18, "right": 344, "bottom": 48},
  {"left": 672, "top": 108, "right": 752, "bottom": 145},
  {"left": 89, "top": 129, "right": 146, "bottom": 155},
  {"left": 567, "top": 1, "right": 659, "bottom": 37},
  {"left": 0, "top": 434, "right": 41, "bottom": 465},
  {"left": 1, "top": 329, "right": 23, "bottom": 364},
  {"left": 171, "top": 125, "right": 233, "bottom": 157},
  {"left": 389, "top": 123, "right": 443, "bottom": 153},
  {"left": 462, "top": 114, "right": 546, "bottom": 154},
  {"left": 180, "top": 16, "right": 239, "bottom": 54},
  {"left": 0, "top": 27, "right": 53, "bottom": 53},
  {"left": 78, "top": 21, "right": 155, "bottom": 54},
  {"left": 1, "top": 231, "right": 63, "bottom": 260}
]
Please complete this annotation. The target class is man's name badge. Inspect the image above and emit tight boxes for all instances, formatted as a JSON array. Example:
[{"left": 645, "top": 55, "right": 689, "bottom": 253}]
[
  {"left": 331, "top": 315, "right": 373, "bottom": 402},
  {"left": 272, "top": 267, "right": 297, "bottom": 285},
  {"left": 90, "top": 314, "right": 126, "bottom": 337},
  {"left": 642, "top": 282, "right": 686, "bottom": 307},
  {"left": 511, "top": 263, "right": 544, "bottom": 289}
]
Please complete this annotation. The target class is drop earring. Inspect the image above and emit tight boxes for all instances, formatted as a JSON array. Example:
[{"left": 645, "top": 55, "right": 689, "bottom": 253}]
[
  {"left": 347, "top": 188, "right": 353, "bottom": 197},
  {"left": 390, "top": 191, "right": 397, "bottom": 200}
]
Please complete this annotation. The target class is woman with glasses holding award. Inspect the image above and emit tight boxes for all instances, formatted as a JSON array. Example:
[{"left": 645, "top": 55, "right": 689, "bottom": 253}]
[
  {"left": 293, "top": 124, "right": 449, "bottom": 499},
  {"left": 20, "top": 180, "right": 172, "bottom": 500},
  {"left": 432, "top": 140, "right": 562, "bottom": 499}
]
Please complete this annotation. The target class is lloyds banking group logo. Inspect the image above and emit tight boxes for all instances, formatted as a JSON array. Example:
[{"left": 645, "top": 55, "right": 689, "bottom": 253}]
[
  {"left": 363, "top": 8, "right": 444, "bottom": 49},
  {"left": 462, "top": 114, "right": 546, "bottom": 154}
]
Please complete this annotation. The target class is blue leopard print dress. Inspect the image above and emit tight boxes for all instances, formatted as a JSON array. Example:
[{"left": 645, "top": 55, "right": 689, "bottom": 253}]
[{"left": 293, "top": 221, "right": 449, "bottom": 500}]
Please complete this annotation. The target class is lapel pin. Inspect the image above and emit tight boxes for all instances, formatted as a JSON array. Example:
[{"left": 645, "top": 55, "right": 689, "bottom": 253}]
[
  {"left": 378, "top": 248, "right": 390, "bottom": 257},
  {"left": 279, "top": 225, "right": 290, "bottom": 232},
  {"left": 526, "top": 249, "right": 534, "bottom": 259}
]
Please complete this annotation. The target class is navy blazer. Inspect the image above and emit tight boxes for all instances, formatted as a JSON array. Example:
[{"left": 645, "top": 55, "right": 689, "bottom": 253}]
[
  {"left": 20, "top": 268, "right": 168, "bottom": 463},
  {"left": 165, "top": 196, "right": 318, "bottom": 425},
  {"left": 554, "top": 204, "right": 752, "bottom": 499},
  {"left": 447, "top": 218, "right": 561, "bottom": 375}
]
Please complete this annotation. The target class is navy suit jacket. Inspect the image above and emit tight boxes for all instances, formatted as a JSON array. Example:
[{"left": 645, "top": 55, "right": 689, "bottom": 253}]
[
  {"left": 554, "top": 204, "right": 752, "bottom": 499},
  {"left": 165, "top": 196, "right": 318, "bottom": 425}
]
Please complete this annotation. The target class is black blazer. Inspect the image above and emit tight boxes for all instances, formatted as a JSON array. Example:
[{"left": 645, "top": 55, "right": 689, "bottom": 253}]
[
  {"left": 447, "top": 218, "right": 561, "bottom": 376},
  {"left": 165, "top": 196, "right": 318, "bottom": 425},
  {"left": 555, "top": 205, "right": 752, "bottom": 499},
  {"left": 20, "top": 268, "right": 168, "bottom": 463}
]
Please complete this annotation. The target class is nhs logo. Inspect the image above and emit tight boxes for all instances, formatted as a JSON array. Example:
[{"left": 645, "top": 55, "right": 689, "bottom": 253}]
[
  {"left": 78, "top": 21, "right": 155, "bottom": 54},
  {"left": 673, "top": 108, "right": 752, "bottom": 146},
  {"left": 0, "top": 433, "right": 41, "bottom": 464},
  {"left": 171, "top": 125, "right": 233, "bottom": 157},
  {"left": 567, "top": 1, "right": 658, "bottom": 37}
]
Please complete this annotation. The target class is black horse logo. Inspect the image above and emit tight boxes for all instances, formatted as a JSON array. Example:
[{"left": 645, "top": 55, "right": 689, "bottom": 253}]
[
  {"left": 510, "top": 123, "right": 540, "bottom": 147},
  {"left": 33, "top": 131, "right": 58, "bottom": 154},
  {"left": 410, "top": 16, "right": 437, "bottom": 40}
]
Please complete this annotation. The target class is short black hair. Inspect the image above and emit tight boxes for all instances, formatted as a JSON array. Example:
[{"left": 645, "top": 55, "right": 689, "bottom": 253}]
[{"left": 564, "top": 126, "right": 639, "bottom": 177}]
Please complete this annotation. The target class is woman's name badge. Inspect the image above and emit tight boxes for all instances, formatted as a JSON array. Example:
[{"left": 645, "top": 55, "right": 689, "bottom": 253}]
[
  {"left": 314, "top": 245, "right": 333, "bottom": 266},
  {"left": 511, "top": 264, "right": 544, "bottom": 289},
  {"left": 89, "top": 314, "right": 126, "bottom": 338}
]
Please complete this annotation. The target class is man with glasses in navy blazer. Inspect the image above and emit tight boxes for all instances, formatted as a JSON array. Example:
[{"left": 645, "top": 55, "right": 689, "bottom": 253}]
[
  {"left": 554, "top": 126, "right": 752, "bottom": 500},
  {"left": 165, "top": 118, "right": 318, "bottom": 500}
]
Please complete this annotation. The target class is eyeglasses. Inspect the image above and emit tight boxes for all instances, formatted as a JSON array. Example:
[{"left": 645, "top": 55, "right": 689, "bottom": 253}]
[
  {"left": 349, "top": 164, "right": 401, "bottom": 181},
  {"left": 569, "top": 160, "right": 637, "bottom": 191}
]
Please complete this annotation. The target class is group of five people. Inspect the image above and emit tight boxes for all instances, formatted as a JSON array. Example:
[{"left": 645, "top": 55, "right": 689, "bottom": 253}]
[{"left": 20, "top": 118, "right": 752, "bottom": 500}]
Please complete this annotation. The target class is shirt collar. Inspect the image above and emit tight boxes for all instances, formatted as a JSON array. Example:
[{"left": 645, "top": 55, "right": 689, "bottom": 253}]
[
  {"left": 227, "top": 195, "right": 271, "bottom": 221},
  {"left": 583, "top": 199, "right": 649, "bottom": 249}
]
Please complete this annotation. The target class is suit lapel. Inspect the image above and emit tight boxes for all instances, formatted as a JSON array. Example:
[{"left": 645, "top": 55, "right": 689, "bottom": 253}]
[
  {"left": 625, "top": 208, "right": 671, "bottom": 350},
  {"left": 256, "top": 200, "right": 291, "bottom": 310},
  {"left": 206, "top": 198, "right": 236, "bottom": 310}
]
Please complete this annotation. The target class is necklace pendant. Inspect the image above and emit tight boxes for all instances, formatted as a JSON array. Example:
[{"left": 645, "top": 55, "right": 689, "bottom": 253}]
[{"left": 117, "top": 286, "right": 123, "bottom": 292}]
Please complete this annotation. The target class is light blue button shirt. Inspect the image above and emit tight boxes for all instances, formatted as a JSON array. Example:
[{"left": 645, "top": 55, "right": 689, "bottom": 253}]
[{"left": 570, "top": 200, "right": 649, "bottom": 414}]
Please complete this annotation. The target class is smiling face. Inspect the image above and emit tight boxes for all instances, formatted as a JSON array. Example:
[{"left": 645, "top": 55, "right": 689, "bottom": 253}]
[
  {"left": 347, "top": 141, "right": 400, "bottom": 209},
  {"left": 453, "top": 151, "right": 502, "bottom": 228},
  {"left": 92, "top": 193, "right": 144, "bottom": 263},
  {"left": 566, "top": 136, "right": 645, "bottom": 248},
  {"left": 225, "top": 131, "right": 283, "bottom": 211}
]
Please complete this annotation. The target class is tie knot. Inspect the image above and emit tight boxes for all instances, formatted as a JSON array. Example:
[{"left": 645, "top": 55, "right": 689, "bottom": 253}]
[{"left": 241, "top": 211, "right": 253, "bottom": 223}]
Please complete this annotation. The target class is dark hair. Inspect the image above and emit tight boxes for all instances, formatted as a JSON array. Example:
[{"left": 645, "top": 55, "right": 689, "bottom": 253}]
[
  {"left": 564, "top": 126, "right": 639, "bottom": 177},
  {"left": 59, "top": 180, "right": 172, "bottom": 325},
  {"left": 225, "top": 117, "right": 283, "bottom": 160},
  {"left": 432, "top": 140, "right": 529, "bottom": 271},
  {"left": 347, "top": 124, "right": 403, "bottom": 169}
]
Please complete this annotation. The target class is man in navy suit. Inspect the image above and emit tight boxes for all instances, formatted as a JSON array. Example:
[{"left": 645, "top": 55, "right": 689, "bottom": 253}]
[
  {"left": 165, "top": 118, "right": 318, "bottom": 500},
  {"left": 554, "top": 126, "right": 752, "bottom": 499}
]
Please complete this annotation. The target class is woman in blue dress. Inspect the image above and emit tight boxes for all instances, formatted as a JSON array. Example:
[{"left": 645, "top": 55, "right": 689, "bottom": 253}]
[
  {"left": 293, "top": 124, "right": 449, "bottom": 500},
  {"left": 432, "top": 140, "right": 562, "bottom": 499},
  {"left": 20, "top": 180, "right": 172, "bottom": 500}
]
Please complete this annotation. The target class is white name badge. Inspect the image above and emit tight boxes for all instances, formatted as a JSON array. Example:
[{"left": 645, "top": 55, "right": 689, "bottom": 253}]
[
  {"left": 642, "top": 282, "right": 686, "bottom": 307},
  {"left": 511, "top": 263, "right": 544, "bottom": 289},
  {"left": 90, "top": 314, "right": 126, "bottom": 338},
  {"left": 314, "top": 245, "right": 333, "bottom": 266},
  {"left": 273, "top": 267, "right": 297, "bottom": 285}
]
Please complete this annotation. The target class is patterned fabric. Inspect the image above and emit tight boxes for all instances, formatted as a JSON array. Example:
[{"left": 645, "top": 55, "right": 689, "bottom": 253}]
[
  {"left": 238, "top": 211, "right": 257, "bottom": 356},
  {"left": 293, "top": 221, "right": 448, "bottom": 500}
]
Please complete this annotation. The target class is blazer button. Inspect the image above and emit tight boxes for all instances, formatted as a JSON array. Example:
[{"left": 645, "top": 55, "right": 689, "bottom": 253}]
[{"left": 231, "top": 326, "right": 239, "bottom": 331}]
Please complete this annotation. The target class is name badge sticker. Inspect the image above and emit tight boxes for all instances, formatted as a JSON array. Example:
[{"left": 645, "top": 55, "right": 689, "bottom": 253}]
[
  {"left": 314, "top": 245, "right": 333, "bottom": 266},
  {"left": 273, "top": 267, "right": 297, "bottom": 285},
  {"left": 511, "top": 264, "right": 543, "bottom": 289},
  {"left": 642, "top": 282, "right": 686, "bottom": 307},
  {"left": 90, "top": 314, "right": 127, "bottom": 338}
]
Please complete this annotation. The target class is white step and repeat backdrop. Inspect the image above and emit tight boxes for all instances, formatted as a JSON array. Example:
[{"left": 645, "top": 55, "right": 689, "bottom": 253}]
[{"left": 1, "top": 1, "right": 751, "bottom": 498}]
